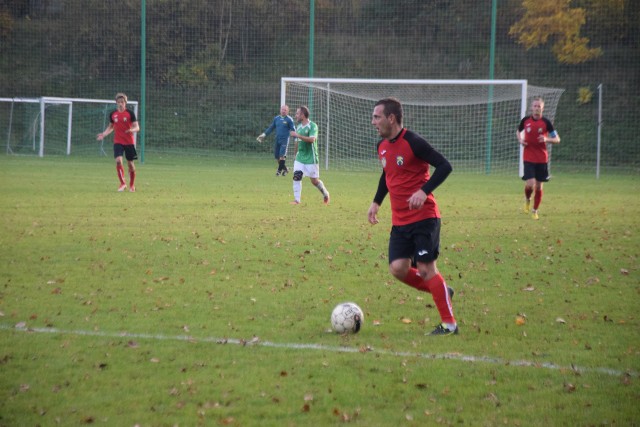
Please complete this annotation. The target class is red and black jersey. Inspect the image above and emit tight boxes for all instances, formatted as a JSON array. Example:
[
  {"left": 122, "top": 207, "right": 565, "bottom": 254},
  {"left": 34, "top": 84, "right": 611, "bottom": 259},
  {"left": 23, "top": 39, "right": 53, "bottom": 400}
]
[
  {"left": 109, "top": 108, "right": 137, "bottom": 145},
  {"left": 518, "top": 115, "right": 555, "bottom": 163},
  {"left": 373, "top": 128, "right": 452, "bottom": 226}
]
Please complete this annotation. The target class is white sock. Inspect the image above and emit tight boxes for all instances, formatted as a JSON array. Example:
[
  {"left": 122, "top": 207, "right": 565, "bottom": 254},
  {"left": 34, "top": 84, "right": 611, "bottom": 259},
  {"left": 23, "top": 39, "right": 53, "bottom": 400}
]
[
  {"left": 293, "top": 180, "right": 302, "bottom": 202},
  {"left": 315, "top": 180, "right": 328, "bottom": 197}
]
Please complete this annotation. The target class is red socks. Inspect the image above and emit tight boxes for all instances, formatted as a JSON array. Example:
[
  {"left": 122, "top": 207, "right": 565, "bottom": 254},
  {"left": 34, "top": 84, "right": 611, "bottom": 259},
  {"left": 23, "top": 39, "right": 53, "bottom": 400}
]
[
  {"left": 116, "top": 164, "right": 125, "bottom": 185},
  {"left": 425, "top": 273, "right": 456, "bottom": 324},
  {"left": 525, "top": 187, "right": 543, "bottom": 210},
  {"left": 534, "top": 188, "right": 543, "bottom": 210},
  {"left": 401, "top": 268, "right": 430, "bottom": 292},
  {"left": 401, "top": 269, "right": 456, "bottom": 324},
  {"left": 524, "top": 187, "right": 533, "bottom": 201},
  {"left": 116, "top": 164, "right": 136, "bottom": 188}
]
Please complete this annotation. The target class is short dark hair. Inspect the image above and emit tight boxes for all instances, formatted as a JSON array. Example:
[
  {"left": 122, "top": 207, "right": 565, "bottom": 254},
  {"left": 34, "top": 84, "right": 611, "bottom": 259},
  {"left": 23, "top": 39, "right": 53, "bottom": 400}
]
[
  {"left": 375, "top": 97, "right": 403, "bottom": 124},
  {"left": 298, "top": 105, "right": 310, "bottom": 118}
]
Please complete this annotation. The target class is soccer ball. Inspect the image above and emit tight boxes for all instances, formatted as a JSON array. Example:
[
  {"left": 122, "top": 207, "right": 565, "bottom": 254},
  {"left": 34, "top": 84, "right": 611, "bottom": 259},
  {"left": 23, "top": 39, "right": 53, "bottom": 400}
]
[{"left": 330, "top": 302, "right": 364, "bottom": 334}]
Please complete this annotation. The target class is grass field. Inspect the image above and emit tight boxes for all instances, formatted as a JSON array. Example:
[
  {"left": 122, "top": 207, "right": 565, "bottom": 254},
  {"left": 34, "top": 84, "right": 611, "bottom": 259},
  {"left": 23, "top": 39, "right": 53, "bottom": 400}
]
[{"left": 1, "top": 155, "right": 638, "bottom": 426}]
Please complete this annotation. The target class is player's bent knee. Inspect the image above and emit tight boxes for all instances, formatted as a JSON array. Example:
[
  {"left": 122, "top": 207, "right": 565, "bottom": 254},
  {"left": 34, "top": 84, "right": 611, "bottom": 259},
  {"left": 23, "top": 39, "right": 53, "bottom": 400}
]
[
  {"left": 389, "top": 262, "right": 409, "bottom": 280},
  {"left": 293, "top": 170, "right": 303, "bottom": 181}
]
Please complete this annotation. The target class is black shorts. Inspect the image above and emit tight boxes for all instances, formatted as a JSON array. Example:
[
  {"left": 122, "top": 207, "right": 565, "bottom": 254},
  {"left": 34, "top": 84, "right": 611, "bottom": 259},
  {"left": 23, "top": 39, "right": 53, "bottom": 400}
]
[
  {"left": 114, "top": 144, "right": 138, "bottom": 161},
  {"left": 388, "top": 218, "right": 441, "bottom": 265},
  {"left": 522, "top": 162, "right": 549, "bottom": 182}
]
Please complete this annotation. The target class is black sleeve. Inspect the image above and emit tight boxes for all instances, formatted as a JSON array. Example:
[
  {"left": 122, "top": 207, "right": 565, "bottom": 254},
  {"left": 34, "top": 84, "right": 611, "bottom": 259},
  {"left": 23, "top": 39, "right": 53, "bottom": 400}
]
[
  {"left": 405, "top": 130, "right": 452, "bottom": 196},
  {"left": 373, "top": 171, "right": 388, "bottom": 205},
  {"left": 543, "top": 117, "right": 555, "bottom": 133},
  {"left": 518, "top": 117, "right": 527, "bottom": 132},
  {"left": 128, "top": 109, "right": 137, "bottom": 122}
]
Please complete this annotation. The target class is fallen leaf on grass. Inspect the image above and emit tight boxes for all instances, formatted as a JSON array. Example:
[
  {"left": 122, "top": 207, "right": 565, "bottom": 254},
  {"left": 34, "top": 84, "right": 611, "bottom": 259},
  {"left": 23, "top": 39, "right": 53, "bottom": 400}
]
[
  {"left": 585, "top": 276, "right": 600, "bottom": 285},
  {"left": 240, "top": 336, "right": 260, "bottom": 346},
  {"left": 401, "top": 318, "right": 412, "bottom": 324},
  {"left": 486, "top": 392, "right": 500, "bottom": 406}
]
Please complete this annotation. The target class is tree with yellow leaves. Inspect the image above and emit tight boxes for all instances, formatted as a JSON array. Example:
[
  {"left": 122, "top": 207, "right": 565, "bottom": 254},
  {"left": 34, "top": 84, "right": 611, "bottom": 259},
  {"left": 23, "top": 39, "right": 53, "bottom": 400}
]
[{"left": 509, "top": 0, "right": 602, "bottom": 64}]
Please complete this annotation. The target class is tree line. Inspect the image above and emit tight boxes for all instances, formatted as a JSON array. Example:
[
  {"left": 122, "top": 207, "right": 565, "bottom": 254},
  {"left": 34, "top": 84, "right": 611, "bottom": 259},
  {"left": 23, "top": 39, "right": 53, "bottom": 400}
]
[{"left": 1, "top": 0, "right": 637, "bottom": 91}]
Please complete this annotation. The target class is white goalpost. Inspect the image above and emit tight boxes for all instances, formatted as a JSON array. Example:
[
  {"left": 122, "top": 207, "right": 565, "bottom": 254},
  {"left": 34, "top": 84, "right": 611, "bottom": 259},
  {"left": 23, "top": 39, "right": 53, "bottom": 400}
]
[
  {"left": 281, "top": 78, "right": 564, "bottom": 174},
  {"left": 1, "top": 97, "right": 138, "bottom": 157}
]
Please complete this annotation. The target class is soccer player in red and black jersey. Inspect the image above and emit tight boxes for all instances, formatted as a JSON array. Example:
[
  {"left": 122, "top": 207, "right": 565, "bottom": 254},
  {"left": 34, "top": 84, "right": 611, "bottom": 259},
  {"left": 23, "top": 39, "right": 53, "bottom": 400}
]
[
  {"left": 97, "top": 93, "right": 140, "bottom": 192},
  {"left": 368, "top": 97, "right": 458, "bottom": 336},
  {"left": 517, "top": 97, "right": 560, "bottom": 220}
]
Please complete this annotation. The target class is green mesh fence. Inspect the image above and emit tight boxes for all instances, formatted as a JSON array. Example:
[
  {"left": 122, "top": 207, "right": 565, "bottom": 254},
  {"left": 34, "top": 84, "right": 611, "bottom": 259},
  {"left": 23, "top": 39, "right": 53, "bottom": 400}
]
[{"left": 1, "top": 0, "right": 638, "bottom": 174}]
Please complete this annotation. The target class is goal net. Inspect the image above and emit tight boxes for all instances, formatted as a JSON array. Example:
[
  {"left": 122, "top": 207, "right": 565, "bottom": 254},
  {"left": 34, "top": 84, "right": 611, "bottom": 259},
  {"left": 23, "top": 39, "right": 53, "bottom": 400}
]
[
  {"left": 281, "top": 78, "right": 564, "bottom": 174},
  {"left": 1, "top": 97, "right": 138, "bottom": 157}
]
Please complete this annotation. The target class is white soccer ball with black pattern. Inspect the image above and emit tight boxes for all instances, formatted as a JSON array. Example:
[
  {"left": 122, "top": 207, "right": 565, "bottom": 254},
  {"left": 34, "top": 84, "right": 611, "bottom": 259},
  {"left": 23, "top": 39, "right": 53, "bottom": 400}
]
[{"left": 330, "top": 302, "right": 364, "bottom": 334}]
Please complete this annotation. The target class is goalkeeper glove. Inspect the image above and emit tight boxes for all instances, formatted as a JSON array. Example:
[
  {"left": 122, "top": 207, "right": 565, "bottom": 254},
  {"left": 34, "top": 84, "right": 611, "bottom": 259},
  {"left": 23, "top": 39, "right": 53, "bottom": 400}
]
[{"left": 256, "top": 133, "right": 266, "bottom": 143}]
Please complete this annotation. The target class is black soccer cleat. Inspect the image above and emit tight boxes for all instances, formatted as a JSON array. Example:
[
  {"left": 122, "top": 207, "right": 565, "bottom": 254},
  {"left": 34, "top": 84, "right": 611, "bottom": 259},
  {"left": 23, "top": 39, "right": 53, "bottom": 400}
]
[{"left": 428, "top": 323, "right": 459, "bottom": 336}]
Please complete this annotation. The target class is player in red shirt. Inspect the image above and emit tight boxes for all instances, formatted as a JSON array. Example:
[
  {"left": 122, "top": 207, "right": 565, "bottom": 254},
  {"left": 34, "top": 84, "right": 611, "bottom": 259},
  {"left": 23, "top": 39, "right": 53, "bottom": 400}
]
[
  {"left": 97, "top": 93, "right": 140, "bottom": 192},
  {"left": 368, "top": 98, "right": 458, "bottom": 336},
  {"left": 517, "top": 97, "right": 560, "bottom": 219}
]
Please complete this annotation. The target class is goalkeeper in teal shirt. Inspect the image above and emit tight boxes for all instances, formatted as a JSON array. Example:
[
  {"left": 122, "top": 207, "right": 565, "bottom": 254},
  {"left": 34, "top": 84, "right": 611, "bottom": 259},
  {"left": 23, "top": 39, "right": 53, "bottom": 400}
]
[
  {"left": 289, "top": 105, "right": 330, "bottom": 205},
  {"left": 257, "top": 105, "right": 296, "bottom": 176}
]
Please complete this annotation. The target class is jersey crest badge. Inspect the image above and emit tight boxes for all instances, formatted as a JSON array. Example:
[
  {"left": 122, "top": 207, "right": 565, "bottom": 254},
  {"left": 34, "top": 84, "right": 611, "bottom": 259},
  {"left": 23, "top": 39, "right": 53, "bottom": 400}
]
[{"left": 396, "top": 156, "right": 404, "bottom": 166}]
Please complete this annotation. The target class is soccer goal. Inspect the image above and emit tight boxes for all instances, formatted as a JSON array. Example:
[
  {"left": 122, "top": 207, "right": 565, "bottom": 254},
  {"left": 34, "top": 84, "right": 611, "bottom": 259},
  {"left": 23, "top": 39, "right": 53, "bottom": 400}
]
[
  {"left": 1, "top": 97, "right": 138, "bottom": 157},
  {"left": 281, "top": 78, "right": 564, "bottom": 174}
]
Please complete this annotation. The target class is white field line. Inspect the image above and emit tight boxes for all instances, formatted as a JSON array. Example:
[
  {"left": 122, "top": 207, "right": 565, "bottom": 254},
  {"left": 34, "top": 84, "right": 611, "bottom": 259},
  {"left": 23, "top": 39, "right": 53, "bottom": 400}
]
[{"left": 1, "top": 324, "right": 637, "bottom": 378}]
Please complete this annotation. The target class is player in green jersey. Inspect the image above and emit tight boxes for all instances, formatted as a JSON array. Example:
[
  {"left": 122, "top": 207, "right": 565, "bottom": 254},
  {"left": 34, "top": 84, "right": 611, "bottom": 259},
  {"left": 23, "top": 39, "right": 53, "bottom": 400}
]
[{"left": 289, "top": 106, "right": 330, "bottom": 205}]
